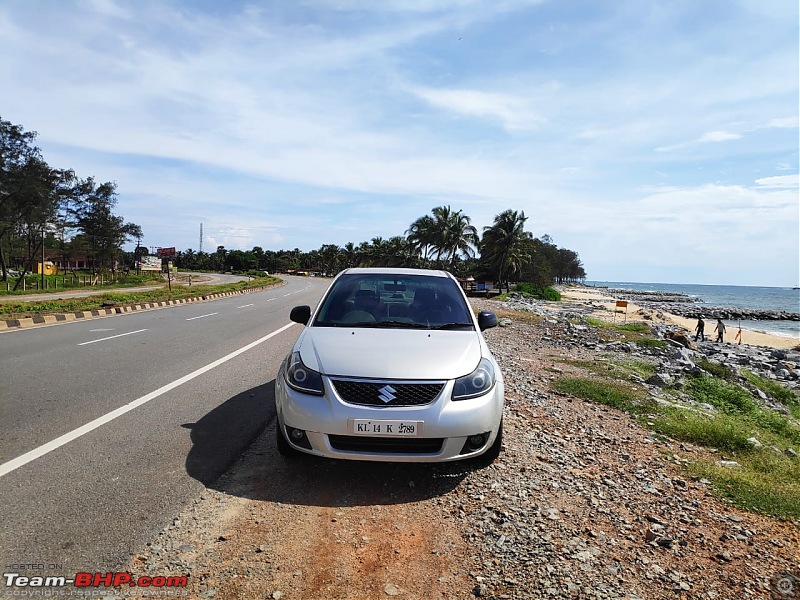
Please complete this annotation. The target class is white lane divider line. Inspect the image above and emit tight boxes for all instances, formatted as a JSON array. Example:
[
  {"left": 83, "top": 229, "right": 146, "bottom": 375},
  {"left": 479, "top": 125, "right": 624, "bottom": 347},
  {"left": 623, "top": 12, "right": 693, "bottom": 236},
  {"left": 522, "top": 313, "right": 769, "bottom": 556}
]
[
  {"left": 266, "top": 298, "right": 276, "bottom": 302},
  {"left": 78, "top": 329, "right": 148, "bottom": 346},
  {"left": 237, "top": 304, "right": 254, "bottom": 309},
  {"left": 0, "top": 322, "right": 297, "bottom": 479},
  {"left": 186, "top": 312, "right": 218, "bottom": 321}
]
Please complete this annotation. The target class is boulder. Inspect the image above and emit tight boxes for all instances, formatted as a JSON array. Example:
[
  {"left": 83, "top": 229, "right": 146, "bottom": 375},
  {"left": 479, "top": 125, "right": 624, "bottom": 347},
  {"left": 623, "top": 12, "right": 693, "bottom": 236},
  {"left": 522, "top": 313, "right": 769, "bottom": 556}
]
[{"left": 666, "top": 330, "right": 697, "bottom": 350}]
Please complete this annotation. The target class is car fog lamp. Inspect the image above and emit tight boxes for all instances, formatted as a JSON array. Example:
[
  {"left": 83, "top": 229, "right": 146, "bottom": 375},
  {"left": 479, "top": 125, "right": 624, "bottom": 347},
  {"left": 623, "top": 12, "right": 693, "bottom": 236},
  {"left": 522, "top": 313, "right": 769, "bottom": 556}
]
[
  {"left": 468, "top": 434, "right": 486, "bottom": 447},
  {"left": 290, "top": 428, "right": 305, "bottom": 440}
]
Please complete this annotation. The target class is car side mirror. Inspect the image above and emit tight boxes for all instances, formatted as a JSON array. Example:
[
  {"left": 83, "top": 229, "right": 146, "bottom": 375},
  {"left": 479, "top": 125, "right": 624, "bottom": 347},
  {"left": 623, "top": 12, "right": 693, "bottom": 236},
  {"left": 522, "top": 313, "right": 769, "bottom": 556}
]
[
  {"left": 477, "top": 310, "right": 498, "bottom": 331},
  {"left": 290, "top": 305, "right": 311, "bottom": 325}
]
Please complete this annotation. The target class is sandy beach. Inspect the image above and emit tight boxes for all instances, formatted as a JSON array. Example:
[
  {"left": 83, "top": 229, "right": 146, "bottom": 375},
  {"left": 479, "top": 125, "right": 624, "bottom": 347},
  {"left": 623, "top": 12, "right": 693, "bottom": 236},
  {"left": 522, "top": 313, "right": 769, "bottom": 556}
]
[{"left": 561, "top": 286, "right": 799, "bottom": 350}]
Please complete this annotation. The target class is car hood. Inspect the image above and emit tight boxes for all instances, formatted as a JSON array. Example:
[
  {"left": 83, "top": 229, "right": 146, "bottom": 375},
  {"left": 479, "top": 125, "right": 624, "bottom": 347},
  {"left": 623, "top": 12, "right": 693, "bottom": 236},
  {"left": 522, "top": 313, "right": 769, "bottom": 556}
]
[{"left": 296, "top": 327, "right": 484, "bottom": 380}]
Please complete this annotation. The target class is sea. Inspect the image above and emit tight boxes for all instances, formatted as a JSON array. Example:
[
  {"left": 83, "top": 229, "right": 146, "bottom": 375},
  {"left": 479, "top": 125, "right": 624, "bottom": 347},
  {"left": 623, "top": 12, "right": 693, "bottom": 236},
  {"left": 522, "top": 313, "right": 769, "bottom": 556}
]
[{"left": 584, "top": 281, "right": 800, "bottom": 339}]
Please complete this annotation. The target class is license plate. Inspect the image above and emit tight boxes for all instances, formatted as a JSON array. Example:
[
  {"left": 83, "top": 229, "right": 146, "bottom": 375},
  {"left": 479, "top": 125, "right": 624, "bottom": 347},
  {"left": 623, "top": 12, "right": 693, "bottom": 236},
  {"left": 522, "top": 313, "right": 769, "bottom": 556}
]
[{"left": 349, "top": 419, "right": 422, "bottom": 436}]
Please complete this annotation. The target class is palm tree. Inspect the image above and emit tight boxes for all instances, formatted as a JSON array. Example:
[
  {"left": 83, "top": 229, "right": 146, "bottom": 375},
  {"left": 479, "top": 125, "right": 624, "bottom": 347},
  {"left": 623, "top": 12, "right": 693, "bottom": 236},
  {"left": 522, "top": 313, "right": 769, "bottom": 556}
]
[
  {"left": 440, "top": 208, "right": 478, "bottom": 270},
  {"left": 481, "top": 209, "right": 530, "bottom": 292},
  {"left": 406, "top": 206, "right": 478, "bottom": 270},
  {"left": 405, "top": 215, "right": 436, "bottom": 266},
  {"left": 340, "top": 242, "right": 359, "bottom": 269}
]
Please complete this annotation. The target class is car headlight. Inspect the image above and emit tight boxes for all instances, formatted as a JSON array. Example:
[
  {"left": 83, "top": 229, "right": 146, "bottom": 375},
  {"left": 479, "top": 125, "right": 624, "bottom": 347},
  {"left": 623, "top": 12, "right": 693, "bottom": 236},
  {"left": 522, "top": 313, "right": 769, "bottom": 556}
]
[
  {"left": 285, "top": 351, "right": 324, "bottom": 395},
  {"left": 452, "top": 358, "right": 495, "bottom": 400}
]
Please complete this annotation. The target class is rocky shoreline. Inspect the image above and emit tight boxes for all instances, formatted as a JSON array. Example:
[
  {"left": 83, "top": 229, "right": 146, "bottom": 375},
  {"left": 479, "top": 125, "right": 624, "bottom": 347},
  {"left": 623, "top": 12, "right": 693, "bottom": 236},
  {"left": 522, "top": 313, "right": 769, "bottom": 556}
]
[
  {"left": 499, "top": 293, "right": 800, "bottom": 392},
  {"left": 587, "top": 287, "right": 800, "bottom": 322}
]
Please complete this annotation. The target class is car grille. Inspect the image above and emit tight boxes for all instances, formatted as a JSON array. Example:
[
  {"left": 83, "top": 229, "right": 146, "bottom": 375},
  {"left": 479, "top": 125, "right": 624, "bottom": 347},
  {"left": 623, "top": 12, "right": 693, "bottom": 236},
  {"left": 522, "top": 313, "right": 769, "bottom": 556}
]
[
  {"left": 328, "top": 435, "right": 444, "bottom": 454},
  {"left": 330, "top": 379, "right": 444, "bottom": 407}
]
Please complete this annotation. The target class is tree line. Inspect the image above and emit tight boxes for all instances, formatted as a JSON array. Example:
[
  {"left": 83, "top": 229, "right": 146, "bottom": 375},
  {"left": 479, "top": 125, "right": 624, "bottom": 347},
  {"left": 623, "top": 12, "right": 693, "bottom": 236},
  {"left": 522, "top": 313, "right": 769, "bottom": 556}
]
[
  {"left": 0, "top": 116, "right": 141, "bottom": 286},
  {"left": 174, "top": 206, "right": 585, "bottom": 289},
  {"left": 2, "top": 116, "right": 585, "bottom": 289}
]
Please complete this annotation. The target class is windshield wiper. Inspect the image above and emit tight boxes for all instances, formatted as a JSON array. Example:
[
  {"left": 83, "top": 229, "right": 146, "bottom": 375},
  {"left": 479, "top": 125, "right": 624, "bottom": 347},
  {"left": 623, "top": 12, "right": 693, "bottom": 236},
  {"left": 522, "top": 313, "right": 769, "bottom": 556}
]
[
  {"left": 430, "top": 322, "right": 474, "bottom": 330},
  {"left": 356, "top": 320, "right": 425, "bottom": 328}
]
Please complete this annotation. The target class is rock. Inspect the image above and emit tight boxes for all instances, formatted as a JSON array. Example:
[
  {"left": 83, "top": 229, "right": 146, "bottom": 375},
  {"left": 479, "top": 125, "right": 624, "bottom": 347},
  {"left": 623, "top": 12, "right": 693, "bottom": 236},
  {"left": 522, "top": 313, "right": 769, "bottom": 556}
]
[
  {"left": 715, "top": 460, "right": 740, "bottom": 469},
  {"left": 646, "top": 373, "right": 672, "bottom": 387},
  {"left": 384, "top": 583, "right": 401, "bottom": 596},
  {"left": 666, "top": 331, "right": 696, "bottom": 349},
  {"left": 746, "top": 437, "right": 762, "bottom": 449}
]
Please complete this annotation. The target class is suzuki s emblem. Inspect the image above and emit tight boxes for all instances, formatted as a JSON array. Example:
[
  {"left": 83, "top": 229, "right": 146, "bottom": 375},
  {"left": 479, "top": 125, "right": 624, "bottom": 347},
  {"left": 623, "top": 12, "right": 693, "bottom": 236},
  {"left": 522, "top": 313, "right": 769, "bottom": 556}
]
[{"left": 378, "top": 385, "right": 397, "bottom": 403}]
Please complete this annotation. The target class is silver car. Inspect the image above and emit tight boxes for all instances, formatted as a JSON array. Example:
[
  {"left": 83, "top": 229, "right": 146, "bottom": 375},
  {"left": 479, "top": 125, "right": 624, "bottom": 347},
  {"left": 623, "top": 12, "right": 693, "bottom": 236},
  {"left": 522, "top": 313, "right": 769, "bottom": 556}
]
[{"left": 275, "top": 267, "right": 504, "bottom": 462}]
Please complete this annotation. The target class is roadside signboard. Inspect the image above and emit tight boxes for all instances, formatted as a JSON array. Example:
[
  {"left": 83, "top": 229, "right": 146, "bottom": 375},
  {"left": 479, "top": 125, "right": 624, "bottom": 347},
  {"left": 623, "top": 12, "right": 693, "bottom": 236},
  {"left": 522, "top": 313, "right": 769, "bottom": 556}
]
[
  {"left": 139, "top": 256, "right": 162, "bottom": 271},
  {"left": 156, "top": 247, "right": 176, "bottom": 258}
]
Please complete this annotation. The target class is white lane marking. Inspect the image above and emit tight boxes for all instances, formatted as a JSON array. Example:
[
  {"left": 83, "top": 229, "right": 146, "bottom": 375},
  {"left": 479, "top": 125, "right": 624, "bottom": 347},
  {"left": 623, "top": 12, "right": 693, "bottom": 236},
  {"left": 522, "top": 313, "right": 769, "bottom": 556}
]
[
  {"left": 89, "top": 328, "right": 114, "bottom": 332},
  {"left": 78, "top": 329, "right": 148, "bottom": 346},
  {"left": 266, "top": 298, "right": 276, "bottom": 302},
  {"left": 0, "top": 322, "right": 297, "bottom": 478},
  {"left": 237, "top": 304, "right": 254, "bottom": 309},
  {"left": 186, "top": 312, "right": 218, "bottom": 321}
]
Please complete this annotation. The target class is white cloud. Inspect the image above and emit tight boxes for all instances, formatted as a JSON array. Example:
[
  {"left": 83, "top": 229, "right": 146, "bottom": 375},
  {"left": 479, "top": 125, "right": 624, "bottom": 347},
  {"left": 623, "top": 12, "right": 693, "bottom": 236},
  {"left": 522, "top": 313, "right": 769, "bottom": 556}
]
[
  {"left": 697, "top": 131, "right": 742, "bottom": 143},
  {"left": 409, "top": 87, "right": 545, "bottom": 132},
  {"left": 755, "top": 174, "right": 799, "bottom": 189},
  {"left": 764, "top": 116, "right": 799, "bottom": 129}
]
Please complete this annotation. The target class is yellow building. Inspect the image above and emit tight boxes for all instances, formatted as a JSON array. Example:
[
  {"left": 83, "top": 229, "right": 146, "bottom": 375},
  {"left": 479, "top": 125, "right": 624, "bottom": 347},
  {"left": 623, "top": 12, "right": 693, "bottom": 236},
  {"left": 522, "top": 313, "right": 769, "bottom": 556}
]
[{"left": 36, "top": 261, "right": 58, "bottom": 276}]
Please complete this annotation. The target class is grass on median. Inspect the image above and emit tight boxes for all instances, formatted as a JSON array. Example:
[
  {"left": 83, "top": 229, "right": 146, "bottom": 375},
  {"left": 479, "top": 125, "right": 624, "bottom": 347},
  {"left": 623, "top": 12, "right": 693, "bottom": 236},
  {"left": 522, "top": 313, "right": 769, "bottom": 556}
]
[{"left": 0, "top": 276, "right": 282, "bottom": 318}]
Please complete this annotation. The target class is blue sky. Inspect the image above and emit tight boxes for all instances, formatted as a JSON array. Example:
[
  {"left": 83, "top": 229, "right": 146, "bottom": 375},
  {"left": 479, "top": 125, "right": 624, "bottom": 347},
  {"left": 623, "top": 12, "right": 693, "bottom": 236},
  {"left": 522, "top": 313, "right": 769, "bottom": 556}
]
[{"left": 1, "top": 0, "right": 797, "bottom": 286}]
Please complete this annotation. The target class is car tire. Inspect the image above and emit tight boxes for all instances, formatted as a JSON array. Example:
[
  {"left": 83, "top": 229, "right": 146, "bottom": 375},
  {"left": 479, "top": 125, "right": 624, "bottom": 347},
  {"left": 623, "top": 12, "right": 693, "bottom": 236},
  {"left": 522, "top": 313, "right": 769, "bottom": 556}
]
[
  {"left": 475, "top": 419, "right": 503, "bottom": 466},
  {"left": 276, "top": 422, "right": 299, "bottom": 457}
]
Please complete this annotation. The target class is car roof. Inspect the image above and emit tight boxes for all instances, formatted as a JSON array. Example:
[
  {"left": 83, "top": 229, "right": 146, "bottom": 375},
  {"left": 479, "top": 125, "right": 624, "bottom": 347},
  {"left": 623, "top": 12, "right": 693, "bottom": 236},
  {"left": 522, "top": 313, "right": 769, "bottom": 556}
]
[{"left": 339, "top": 267, "right": 452, "bottom": 278}]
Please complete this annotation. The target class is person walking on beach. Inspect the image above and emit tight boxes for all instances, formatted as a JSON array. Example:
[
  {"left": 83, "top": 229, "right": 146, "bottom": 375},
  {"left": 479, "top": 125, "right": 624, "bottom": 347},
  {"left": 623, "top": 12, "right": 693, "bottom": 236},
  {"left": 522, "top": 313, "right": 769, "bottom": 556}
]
[
  {"left": 694, "top": 316, "right": 705, "bottom": 341},
  {"left": 714, "top": 318, "right": 726, "bottom": 343}
]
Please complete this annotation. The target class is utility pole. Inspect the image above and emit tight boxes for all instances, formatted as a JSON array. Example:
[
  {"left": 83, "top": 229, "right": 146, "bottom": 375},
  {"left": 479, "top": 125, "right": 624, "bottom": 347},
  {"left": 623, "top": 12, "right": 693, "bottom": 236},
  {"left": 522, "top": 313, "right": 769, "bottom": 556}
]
[
  {"left": 199, "top": 223, "right": 203, "bottom": 254},
  {"left": 41, "top": 225, "right": 45, "bottom": 289}
]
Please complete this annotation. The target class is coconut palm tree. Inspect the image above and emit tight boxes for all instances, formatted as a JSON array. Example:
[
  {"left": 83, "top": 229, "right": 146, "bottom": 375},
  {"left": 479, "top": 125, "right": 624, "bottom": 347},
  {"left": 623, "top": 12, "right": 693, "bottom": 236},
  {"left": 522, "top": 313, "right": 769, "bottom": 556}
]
[
  {"left": 481, "top": 209, "right": 530, "bottom": 292},
  {"left": 439, "top": 208, "right": 479, "bottom": 270},
  {"left": 406, "top": 206, "right": 478, "bottom": 270},
  {"left": 405, "top": 214, "right": 436, "bottom": 266}
]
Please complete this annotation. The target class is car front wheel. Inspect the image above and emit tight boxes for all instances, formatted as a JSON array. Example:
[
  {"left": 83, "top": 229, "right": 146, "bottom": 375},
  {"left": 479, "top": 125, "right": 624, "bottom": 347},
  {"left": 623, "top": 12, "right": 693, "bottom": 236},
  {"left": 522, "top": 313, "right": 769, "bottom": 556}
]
[{"left": 276, "top": 423, "right": 300, "bottom": 457}]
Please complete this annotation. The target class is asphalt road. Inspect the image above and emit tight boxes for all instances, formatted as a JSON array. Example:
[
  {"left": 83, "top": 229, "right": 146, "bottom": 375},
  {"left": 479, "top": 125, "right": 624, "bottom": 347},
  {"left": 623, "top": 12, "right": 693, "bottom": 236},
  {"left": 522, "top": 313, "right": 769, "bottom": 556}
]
[{"left": 0, "top": 275, "right": 329, "bottom": 583}]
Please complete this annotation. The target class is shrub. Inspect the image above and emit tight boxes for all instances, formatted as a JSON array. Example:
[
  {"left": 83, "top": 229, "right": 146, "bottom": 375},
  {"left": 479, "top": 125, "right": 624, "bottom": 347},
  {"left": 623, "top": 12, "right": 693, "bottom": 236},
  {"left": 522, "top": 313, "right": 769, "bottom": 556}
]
[{"left": 512, "top": 282, "right": 561, "bottom": 301}]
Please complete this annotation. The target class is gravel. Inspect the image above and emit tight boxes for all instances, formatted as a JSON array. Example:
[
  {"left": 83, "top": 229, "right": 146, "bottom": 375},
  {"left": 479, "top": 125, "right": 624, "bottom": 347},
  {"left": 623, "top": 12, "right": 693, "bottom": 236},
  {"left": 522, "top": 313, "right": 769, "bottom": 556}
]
[{"left": 127, "top": 296, "right": 800, "bottom": 599}]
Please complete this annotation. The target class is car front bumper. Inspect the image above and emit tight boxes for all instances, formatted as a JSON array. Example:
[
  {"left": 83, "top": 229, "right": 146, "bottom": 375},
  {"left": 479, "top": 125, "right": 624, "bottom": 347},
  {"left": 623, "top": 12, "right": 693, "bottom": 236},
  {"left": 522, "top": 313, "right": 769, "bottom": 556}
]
[{"left": 275, "top": 370, "right": 504, "bottom": 462}]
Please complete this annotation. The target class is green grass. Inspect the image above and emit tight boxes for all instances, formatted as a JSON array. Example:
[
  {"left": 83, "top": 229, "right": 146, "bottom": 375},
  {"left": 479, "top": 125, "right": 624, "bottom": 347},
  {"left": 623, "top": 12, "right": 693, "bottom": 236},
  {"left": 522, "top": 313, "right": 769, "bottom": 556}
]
[
  {"left": 551, "top": 364, "right": 800, "bottom": 519},
  {"left": 696, "top": 358, "right": 735, "bottom": 381},
  {"left": 560, "top": 356, "right": 657, "bottom": 381},
  {"left": 742, "top": 369, "right": 800, "bottom": 410},
  {"left": 689, "top": 458, "right": 800, "bottom": 518},
  {"left": 0, "top": 276, "right": 282, "bottom": 318},
  {"left": 635, "top": 337, "right": 669, "bottom": 350},
  {"left": 551, "top": 376, "right": 646, "bottom": 412},
  {"left": 0, "top": 273, "right": 163, "bottom": 295},
  {"left": 651, "top": 409, "right": 756, "bottom": 453},
  {"left": 583, "top": 316, "right": 658, "bottom": 344}
]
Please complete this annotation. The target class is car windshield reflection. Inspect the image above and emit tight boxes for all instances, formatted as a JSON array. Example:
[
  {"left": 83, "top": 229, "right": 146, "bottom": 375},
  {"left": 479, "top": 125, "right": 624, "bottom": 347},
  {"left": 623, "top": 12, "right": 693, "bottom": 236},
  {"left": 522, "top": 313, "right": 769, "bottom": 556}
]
[{"left": 313, "top": 273, "right": 474, "bottom": 330}]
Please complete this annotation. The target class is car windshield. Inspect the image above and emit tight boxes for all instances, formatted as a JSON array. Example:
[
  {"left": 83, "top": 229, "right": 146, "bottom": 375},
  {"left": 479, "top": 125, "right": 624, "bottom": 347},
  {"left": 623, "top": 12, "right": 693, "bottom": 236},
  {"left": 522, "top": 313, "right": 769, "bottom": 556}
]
[{"left": 313, "top": 273, "right": 474, "bottom": 329}]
